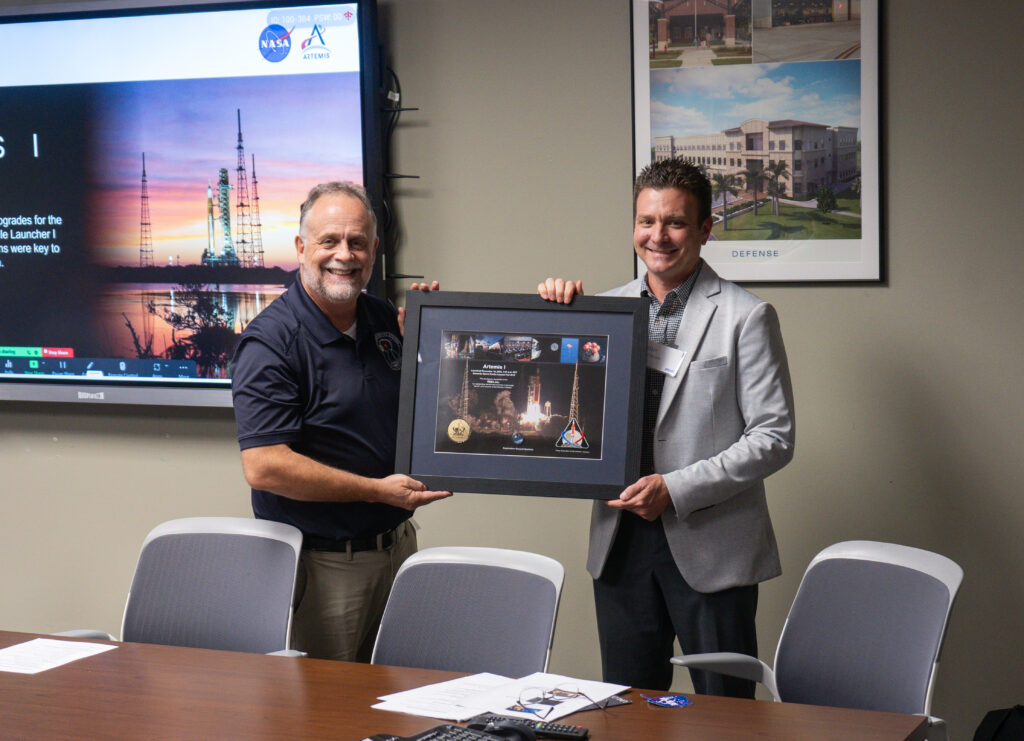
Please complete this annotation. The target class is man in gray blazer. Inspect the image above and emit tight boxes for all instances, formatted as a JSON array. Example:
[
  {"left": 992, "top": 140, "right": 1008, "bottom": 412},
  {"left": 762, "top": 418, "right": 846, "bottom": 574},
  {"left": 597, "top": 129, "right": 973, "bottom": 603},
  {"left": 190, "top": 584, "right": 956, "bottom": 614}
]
[{"left": 540, "top": 158, "right": 794, "bottom": 697}]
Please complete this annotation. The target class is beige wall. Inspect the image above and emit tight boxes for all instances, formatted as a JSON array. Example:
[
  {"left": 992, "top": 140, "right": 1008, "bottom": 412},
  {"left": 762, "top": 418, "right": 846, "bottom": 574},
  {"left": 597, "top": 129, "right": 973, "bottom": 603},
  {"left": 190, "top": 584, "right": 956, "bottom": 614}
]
[{"left": 1, "top": 2, "right": 1022, "bottom": 738}]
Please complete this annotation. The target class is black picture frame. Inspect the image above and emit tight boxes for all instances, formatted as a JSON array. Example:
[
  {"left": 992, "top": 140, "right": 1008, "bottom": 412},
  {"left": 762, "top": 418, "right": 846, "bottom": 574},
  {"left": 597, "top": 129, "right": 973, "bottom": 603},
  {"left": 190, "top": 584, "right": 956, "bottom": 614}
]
[{"left": 396, "top": 291, "right": 648, "bottom": 499}]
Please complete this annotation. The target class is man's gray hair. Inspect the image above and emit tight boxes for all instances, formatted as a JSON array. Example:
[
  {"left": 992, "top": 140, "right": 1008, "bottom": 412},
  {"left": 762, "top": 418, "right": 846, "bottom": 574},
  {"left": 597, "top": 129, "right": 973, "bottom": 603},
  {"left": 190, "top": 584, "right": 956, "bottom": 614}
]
[{"left": 298, "top": 181, "right": 377, "bottom": 237}]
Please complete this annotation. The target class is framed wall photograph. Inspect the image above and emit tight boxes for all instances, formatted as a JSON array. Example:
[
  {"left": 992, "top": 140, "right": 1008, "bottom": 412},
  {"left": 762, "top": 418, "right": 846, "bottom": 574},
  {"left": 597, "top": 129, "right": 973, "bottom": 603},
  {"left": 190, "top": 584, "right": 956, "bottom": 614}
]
[
  {"left": 395, "top": 291, "right": 648, "bottom": 499},
  {"left": 632, "top": 0, "right": 880, "bottom": 281}
]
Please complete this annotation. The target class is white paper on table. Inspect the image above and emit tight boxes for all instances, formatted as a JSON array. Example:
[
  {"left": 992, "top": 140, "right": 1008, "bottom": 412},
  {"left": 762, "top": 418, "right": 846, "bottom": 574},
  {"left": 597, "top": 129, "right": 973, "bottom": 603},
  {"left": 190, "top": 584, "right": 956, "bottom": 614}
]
[
  {"left": 373, "top": 672, "right": 512, "bottom": 721},
  {"left": 0, "top": 638, "right": 117, "bottom": 674},
  {"left": 474, "top": 672, "right": 629, "bottom": 722}
]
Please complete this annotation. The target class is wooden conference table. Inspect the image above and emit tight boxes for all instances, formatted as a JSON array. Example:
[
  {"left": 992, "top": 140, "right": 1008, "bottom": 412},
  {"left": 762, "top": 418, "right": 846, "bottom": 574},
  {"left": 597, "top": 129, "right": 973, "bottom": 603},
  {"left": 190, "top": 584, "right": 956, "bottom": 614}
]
[{"left": 0, "top": 631, "right": 926, "bottom": 740}]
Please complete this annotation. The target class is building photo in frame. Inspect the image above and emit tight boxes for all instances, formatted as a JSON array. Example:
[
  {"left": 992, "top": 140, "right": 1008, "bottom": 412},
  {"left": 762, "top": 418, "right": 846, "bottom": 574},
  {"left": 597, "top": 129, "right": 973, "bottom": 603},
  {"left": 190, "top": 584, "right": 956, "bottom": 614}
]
[
  {"left": 633, "top": 0, "right": 880, "bottom": 281},
  {"left": 396, "top": 292, "right": 648, "bottom": 499}
]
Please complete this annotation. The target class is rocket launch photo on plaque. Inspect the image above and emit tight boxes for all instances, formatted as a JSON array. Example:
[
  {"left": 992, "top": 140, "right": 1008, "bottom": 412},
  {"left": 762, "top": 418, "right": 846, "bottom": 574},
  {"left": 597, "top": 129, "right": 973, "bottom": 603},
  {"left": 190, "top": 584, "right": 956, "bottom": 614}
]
[
  {"left": 434, "top": 330, "right": 608, "bottom": 460},
  {"left": 396, "top": 291, "right": 647, "bottom": 499}
]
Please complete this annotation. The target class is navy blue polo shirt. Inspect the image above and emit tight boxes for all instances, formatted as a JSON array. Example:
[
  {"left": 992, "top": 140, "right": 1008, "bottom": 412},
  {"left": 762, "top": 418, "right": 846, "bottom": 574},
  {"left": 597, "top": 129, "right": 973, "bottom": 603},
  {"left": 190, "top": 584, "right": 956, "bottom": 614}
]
[{"left": 231, "top": 277, "right": 409, "bottom": 540}]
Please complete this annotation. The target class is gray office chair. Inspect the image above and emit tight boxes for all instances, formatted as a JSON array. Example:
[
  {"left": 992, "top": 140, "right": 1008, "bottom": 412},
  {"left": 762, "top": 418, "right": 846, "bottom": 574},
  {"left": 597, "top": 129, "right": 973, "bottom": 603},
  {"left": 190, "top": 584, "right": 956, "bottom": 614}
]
[
  {"left": 671, "top": 540, "right": 962, "bottom": 741},
  {"left": 61, "top": 517, "right": 303, "bottom": 655},
  {"left": 371, "top": 546, "right": 564, "bottom": 676}
]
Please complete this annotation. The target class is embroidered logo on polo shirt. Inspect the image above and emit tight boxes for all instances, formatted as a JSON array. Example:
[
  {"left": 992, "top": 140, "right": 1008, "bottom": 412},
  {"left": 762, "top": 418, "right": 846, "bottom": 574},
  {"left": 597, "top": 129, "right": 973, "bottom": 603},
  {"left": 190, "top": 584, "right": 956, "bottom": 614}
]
[{"left": 375, "top": 332, "right": 402, "bottom": 370}]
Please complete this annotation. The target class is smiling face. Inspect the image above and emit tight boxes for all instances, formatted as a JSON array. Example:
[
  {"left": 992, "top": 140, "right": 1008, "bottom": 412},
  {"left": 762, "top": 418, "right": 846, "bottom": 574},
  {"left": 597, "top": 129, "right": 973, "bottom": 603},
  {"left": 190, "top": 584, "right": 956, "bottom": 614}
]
[
  {"left": 296, "top": 192, "right": 378, "bottom": 322},
  {"left": 633, "top": 186, "right": 712, "bottom": 299}
]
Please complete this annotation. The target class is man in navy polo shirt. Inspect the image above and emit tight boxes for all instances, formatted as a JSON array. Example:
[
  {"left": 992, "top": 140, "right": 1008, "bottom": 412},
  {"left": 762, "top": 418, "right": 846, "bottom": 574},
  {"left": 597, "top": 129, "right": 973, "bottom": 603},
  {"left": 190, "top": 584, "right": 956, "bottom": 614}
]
[{"left": 231, "top": 182, "right": 451, "bottom": 661}]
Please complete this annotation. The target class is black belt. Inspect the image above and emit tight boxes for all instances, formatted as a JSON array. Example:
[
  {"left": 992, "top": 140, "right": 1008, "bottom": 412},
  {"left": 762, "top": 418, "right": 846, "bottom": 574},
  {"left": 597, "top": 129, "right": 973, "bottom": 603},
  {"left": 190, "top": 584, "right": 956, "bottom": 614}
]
[{"left": 303, "top": 525, "right": 402, "bottom": 554}]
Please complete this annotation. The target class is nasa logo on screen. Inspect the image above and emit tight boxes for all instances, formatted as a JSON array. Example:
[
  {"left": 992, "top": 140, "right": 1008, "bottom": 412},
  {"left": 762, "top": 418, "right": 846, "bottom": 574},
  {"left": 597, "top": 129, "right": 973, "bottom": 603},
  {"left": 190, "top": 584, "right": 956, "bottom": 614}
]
[{"left": 258, "top": 24, "right": 293, "bottom": 63}]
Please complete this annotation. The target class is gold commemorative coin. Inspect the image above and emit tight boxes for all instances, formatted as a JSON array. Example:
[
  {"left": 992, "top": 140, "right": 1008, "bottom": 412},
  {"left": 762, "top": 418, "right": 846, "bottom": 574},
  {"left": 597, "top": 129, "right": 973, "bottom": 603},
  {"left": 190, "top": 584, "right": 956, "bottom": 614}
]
[{"left": 447, "top": 418, "right": 470, "bottom": 443}]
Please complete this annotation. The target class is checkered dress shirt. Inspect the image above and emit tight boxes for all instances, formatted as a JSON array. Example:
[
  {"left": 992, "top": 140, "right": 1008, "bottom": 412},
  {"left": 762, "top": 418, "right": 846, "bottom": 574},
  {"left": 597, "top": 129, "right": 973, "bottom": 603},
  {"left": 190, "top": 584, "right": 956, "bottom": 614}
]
[{"left": 639, "top": 263, "right": 702, "bottom": 474}]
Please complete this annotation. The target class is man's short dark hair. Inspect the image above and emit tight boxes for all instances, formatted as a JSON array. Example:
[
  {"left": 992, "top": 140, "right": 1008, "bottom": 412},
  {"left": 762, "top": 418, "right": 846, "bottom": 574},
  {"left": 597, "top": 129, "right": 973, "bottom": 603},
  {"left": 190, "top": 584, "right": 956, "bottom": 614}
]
[
  {"left": 298, "top": 181, "right": 377, "bottom": 238},
  {"left": 633, "top": 159, "right": 712, "bottom": 223}
]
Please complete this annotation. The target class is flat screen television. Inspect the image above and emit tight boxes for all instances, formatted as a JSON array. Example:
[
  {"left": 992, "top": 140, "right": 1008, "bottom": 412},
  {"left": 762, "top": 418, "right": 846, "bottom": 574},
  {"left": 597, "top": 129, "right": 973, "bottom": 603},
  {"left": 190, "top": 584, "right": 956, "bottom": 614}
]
[{"left": 0, "top": 0, "right": 384, "bottom": 406}]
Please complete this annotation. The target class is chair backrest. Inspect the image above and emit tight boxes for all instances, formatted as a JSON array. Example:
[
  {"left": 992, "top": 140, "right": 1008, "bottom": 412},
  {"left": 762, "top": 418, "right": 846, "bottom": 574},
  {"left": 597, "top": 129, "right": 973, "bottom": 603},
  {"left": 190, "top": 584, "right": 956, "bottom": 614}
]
[
  {"left": 371, "top": 546, "right": 564, "bottom": 676},
  {"left": 774, "top": 540, "right": 962, "bottom": 716},
  {"left": 120, "top": 517, "right": 303, "bottom": 654}
]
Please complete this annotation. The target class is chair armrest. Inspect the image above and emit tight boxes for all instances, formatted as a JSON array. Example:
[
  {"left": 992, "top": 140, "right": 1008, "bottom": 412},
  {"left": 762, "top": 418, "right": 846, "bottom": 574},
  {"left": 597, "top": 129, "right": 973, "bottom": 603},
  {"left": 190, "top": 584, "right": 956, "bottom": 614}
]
[
  {"left": 916, "top": 714, "right": 946, "bottom": 741},
  {"left": 671, "top": 652, "right": 779, "bottom": 700},
  {"left": 53, "top": 630, "right": 116, "bottom": 641},
  {"left": 267, "top": 649, "right": 307, "bottom": 658}
]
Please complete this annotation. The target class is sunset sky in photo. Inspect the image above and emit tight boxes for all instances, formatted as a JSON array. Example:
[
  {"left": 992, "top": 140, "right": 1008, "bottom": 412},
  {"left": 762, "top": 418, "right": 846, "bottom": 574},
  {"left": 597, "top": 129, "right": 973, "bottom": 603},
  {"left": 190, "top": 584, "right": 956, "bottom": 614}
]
[{"left": 89, "top": 72, "right": 364, "bottom": 269}]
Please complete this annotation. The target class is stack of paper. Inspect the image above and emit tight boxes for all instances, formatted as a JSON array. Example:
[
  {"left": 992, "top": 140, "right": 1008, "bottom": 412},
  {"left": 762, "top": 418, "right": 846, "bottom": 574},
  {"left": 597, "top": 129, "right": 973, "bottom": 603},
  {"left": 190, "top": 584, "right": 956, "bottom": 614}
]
[
  {"left": 0, "top": 638, "right": 116, "bottom": 674},
  {"left": 373, "top": 672, "right": 629, "bottom": 723}
]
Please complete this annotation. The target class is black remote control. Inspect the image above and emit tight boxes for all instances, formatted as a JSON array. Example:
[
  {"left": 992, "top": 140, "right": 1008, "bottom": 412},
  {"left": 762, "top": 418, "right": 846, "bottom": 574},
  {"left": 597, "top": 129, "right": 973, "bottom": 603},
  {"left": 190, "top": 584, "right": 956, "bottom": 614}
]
[{"left": 466, "top": 714, "right": 589, "bottom": 740}]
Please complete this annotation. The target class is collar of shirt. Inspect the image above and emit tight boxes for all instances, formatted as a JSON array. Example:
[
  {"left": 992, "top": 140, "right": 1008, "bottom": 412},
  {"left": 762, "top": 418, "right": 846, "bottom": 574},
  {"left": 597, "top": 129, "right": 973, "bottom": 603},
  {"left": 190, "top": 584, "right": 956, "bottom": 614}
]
[
  {"left": 641, "top": 260, "right": 703, "bottom": 316},
  {"left": 287, "top": 276, "right": 364, "bottom": 346}
]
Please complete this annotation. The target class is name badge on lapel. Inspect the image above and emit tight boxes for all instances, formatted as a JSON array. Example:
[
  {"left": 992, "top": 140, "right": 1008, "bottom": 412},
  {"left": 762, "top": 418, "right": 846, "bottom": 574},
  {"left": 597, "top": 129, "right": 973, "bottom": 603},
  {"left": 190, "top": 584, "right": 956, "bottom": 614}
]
[{"left": 647, "top": 342, "right": 686, "bottom": 377}]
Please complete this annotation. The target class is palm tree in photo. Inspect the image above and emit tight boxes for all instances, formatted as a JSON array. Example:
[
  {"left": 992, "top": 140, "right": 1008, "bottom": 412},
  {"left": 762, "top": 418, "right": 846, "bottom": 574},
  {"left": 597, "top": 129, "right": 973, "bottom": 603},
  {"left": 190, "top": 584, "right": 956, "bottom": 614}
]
[
  {"left": 766, "top": 179, "right": 785, "bottom": 217},
  {"left": 740, "top": 161, "right": 765, "bottom": 218},
  {"left": 765, "top": 160, "right": 791, "bottom": 216},
  {"left": 711, "top": 172, "right": 741, "bottom": 231}
]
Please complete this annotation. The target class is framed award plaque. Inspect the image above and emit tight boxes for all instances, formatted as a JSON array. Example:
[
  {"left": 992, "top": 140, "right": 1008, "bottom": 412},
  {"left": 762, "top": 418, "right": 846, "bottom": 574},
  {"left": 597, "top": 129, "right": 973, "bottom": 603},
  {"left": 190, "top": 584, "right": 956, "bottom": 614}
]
[{"left": 395, "top": 291, "right": 648, "bottom": 499}]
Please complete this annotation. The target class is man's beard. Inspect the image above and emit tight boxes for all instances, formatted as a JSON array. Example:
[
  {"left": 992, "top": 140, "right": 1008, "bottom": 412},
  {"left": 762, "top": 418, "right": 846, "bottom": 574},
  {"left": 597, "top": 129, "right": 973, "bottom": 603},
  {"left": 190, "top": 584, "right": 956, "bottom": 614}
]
[{"left": 302, "top": 262, "right": 365, "bottom": 304}]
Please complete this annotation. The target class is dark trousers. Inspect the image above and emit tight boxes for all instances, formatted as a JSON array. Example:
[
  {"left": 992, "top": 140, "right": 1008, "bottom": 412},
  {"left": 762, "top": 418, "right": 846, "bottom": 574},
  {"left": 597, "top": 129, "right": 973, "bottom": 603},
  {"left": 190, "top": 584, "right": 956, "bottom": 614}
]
[{"left": 593, "top": 513, "right": 759, "bottom": 697}]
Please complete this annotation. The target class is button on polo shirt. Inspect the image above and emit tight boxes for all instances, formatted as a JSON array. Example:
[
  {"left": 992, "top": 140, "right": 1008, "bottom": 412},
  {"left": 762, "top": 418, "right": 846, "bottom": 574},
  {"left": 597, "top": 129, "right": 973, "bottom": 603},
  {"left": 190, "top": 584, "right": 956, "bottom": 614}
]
[{"left": 232, "top": 278, "right": 409, "bottom": 541}]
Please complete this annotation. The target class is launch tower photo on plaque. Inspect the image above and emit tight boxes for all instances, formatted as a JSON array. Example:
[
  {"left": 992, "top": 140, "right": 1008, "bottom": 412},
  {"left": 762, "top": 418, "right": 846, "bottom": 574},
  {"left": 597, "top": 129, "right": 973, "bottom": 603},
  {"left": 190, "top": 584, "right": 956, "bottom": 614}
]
[{"left": 396, "top": 291, "right": 647, "bottom": 499}]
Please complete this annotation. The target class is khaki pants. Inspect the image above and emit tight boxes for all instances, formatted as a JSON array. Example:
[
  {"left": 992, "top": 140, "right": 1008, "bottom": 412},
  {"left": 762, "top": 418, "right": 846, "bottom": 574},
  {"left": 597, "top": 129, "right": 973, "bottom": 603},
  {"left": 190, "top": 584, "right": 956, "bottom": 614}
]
[{"left": 291, "top": 520, "right": 417, "bottom": 662}]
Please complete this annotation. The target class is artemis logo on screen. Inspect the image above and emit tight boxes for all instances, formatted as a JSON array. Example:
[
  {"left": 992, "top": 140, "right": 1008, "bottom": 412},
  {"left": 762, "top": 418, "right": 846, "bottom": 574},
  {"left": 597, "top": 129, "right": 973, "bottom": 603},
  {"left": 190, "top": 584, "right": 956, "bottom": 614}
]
[
  {"left": 258, "top": 24, "right": 293, "bottom": 62},
  {"left": 299, "top": 24, "right": 331, "bottom": 60}
]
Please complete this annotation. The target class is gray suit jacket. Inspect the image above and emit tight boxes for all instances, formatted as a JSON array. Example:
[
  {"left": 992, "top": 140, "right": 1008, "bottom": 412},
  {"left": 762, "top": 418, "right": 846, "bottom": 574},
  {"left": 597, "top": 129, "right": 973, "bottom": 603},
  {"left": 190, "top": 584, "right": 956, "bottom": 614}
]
[{"left": 590, "top": 262, "right": 795, "bottom": 593}]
